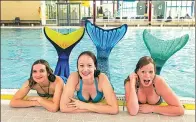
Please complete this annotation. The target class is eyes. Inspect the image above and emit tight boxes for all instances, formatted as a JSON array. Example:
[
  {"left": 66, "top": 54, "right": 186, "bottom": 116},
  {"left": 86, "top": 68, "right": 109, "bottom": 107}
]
[
  {"left": 141, "top": 70, "right": 154, "bottom": 74},
  {"left": 79, "top": 64, "right": 93, "bottom": 68},
  {"left": 33, "top": 69, "right": 46, "bottom": 73}
]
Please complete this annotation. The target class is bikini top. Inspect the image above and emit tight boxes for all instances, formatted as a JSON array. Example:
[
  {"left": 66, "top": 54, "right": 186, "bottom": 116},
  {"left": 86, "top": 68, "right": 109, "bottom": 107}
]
[
  {"left": 136, "top": 77, "right": 162, "bottom": 105},
  {"left": 37, "top": 92, "right": 53, "bottom": 98},
  {"left": 36, "top": 81, "right": 53, "bottom": 98},
  {"left": 76, "top": 78, "right": 103, "bottom": 103}
]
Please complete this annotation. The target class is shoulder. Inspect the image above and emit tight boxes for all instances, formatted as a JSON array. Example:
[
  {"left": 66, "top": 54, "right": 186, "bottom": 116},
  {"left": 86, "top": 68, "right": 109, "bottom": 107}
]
[
  {"left": 23, "top": 80, "right": 30, "bottom": 87},
  {"left": 154, "top": 75, "right": 166, "bottom": 85},
  {"left": 66, "top": 72, "right": 79, "bottom": 85},
  {"left": 98, "top": 73, "right": 109, "bottom": 80},
  {"left": 68, "top": 72, "right": 79, "bottom": 80},
  {"left": 98, "top": 73, "right": 110, "bottom": 85},
  {"left": 55, "top": 76, "right": 64, "bottom": 85},
  {"left": 154, "top": 75, "right": 168, "bottom": 92},
  {"left": 70, "top": 72, "right": 79, "bottom": 77},
  {"left": 20, "top": 80, "right": 31, "bottom": 90}
]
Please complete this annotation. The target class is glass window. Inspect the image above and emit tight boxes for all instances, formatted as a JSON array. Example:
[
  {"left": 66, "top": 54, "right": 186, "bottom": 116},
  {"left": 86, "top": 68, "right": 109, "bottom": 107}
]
[
  {"left": 186, "top": 1, "right": 192, "bottom": 6},
  {"left": 177, "top": 1, "right": 182, "bottom": 6},
  {"left": 172, "top": 1, "right": 177, "bottom": 6},
  {"left": 167, "top": 1, "right": 172, "bottom": 6}
]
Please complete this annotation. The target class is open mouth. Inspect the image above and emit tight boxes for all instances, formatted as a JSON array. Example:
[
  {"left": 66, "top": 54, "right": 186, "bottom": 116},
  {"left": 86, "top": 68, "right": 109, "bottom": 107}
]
[{"left": 144, "top": 80, "right": 150, "bottom": 85}]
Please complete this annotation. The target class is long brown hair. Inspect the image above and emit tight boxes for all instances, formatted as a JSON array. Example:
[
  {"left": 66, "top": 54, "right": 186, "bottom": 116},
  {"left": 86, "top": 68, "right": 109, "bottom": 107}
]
[{"left": 28, "top": 59, "right": 55, "bottom": 88}]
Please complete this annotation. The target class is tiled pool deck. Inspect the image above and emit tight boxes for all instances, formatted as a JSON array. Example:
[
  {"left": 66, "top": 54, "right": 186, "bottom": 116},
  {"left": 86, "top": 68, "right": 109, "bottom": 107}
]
[{"left": 1, "top": 100, "right": 195, "bottom": 122}]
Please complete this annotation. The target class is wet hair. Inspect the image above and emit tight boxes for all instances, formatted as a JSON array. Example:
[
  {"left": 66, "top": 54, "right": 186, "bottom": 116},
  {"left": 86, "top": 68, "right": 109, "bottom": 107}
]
[
  {"left": 77, "top": 51, "right": 100, "bottom": 78},
  {"left": 28, "top": 59, "right": 56, "bottom": 88},
  {"left": 134, "top": 56, "right": 156, "bottom": 73}
]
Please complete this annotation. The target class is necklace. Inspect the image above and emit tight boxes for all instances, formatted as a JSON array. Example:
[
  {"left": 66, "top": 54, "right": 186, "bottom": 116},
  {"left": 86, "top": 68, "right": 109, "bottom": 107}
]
[{"left": 38, "top": 81, "right": 50, "bottom": 98}]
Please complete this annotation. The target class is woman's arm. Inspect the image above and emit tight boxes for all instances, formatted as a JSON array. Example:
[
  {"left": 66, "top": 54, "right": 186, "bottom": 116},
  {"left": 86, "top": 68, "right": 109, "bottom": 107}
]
[
  {"left": 60, "top": 72, "right": 88, "bottom": 113},
  {"left": 37, "top": 76, "right": 64, "bottom": 112},
  {"left": 125, "top": 73, "right": 139, "bottom": 116},
  {"left": 150, "top": 76, "right": 184, "bottom": 116},
  {"left": 79, "top": 73, "right": 119, "bottom": 114},
  {"left": 9, "top": 81, "right": 40, "bottom": 107}
]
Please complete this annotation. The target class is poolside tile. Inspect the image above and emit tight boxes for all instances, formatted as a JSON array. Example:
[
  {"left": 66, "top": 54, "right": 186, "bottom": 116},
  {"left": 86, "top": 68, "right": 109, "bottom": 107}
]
[
  {"left": 1, "top": 103, "right": 195, "bottom": 122},
  {"left": 2, "top": 115, "right": 11, "bottom": 122},
  {"left": 25, "top": 111, "right": 52, "bottom": 118},
  {"left": 8, "top": 116, "right": 35, "bottom": 122},
  {"left": 159, "top": 115, "right": 186, "bottom": 122},
  {"left": 4, "top": 110, "right": 28, "bottom": 117},
  {"left": 1, "top": 110, "right": 9, "bottom": 116},
  {"left": 183, "top": 114, "right": 195, "bottom": 122},
  {"left": 58, "top": 119, "right": 81, "bottom": 122},
  {"left": 33, "top": 118, "right": 59, "bottom": 122},
  {"left": 47, "top": 111, "right": 71, "bottom": 119}
]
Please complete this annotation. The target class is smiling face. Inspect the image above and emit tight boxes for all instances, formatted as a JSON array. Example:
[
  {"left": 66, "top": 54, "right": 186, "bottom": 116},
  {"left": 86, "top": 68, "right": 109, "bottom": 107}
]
[
  {"left": 32, "top": 64, "right": 49, "bottom": 83},
  {"left": 137, "top": 63, "right": 155, "bottom": 87},
  {"left": 78, "top": 54, "right": 96, "bottom": 80}
]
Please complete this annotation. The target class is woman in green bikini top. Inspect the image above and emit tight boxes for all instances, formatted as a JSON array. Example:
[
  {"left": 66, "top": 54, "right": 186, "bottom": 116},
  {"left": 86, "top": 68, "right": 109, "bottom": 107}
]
[
  {"left": 10, "top": 59, "right": 64, "bottom": 112},
  {"left": 124, "top": 56, "right": 184, "bottom": 116}
]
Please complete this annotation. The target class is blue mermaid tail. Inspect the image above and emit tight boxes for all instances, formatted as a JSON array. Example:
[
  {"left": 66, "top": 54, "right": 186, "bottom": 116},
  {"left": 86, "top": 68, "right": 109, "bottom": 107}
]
[
  {"left": 44, "top": 27, "right": 85, "bottom": 82},
  {"left": 143, "top": 29, "right": 189, "bottom": 75},
  {"left": 85, "top": 20, "right": 128, "bottom": 79}
]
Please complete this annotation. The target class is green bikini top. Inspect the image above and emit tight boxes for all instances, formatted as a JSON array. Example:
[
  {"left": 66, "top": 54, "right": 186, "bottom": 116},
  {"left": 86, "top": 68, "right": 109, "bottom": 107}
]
[
  {"left": 37, "top": 92, "right": 53, "bottom": 98},
  {"left": 36, "top": 81, "right": 53, "bottom": 98}
]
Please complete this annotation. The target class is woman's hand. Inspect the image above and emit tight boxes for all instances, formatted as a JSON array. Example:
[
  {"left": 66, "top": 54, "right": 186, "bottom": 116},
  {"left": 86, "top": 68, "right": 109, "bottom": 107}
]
[
  {"left": 27, "top": 96, "right": 40, "bottom": 101},
  {"left": 67, "top": 97, "right": 87, "bottom": 110},
  {"left": 26, "top": 96, "right": 42, "bottom": 106},
  {"left": 129, "top": 73, "right": 138, "bottom": 84},
  {"left": 139, "top": 104, "right": 154, "bottom": 114}
]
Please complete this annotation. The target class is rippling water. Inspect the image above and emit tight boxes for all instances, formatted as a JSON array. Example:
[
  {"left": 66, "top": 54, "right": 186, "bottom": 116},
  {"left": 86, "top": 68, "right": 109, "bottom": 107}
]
[{"left": 1, "top": 27, "right": 195, "bottom": 98}]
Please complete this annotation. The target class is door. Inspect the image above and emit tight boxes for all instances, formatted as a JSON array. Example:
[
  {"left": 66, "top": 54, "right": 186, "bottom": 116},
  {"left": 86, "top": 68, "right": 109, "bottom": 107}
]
[{"left": 57, "top": 2, "right": 81, "bottom": 26}]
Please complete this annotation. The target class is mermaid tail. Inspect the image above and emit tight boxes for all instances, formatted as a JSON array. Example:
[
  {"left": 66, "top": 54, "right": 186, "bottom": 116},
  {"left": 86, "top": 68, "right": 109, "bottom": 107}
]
[
  {"left": 44, "top": 27, "right": 85, "bottom": 81},
  {"left": 85, "top": 20, "right": 128, "bottom": 79},
  {"left": 143, "top": 29, "right": 189, "bottom": 75}
]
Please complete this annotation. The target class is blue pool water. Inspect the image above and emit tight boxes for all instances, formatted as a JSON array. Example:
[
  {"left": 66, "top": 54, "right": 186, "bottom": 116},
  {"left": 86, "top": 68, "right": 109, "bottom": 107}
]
[{"left": 1, "top": 27, "right": 195, "bottom": 98}]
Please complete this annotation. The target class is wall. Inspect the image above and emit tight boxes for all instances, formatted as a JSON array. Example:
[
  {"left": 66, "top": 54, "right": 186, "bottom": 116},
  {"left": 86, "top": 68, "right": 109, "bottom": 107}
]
[{"left": 1, "top": 1, "right": 41, "bottom": 20}]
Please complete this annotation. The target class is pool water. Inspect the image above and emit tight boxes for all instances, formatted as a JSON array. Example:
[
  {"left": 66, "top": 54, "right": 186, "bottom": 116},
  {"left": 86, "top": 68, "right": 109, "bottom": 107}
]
[{"left": 1, "top": 27, "right": 195, "bottom": 98}]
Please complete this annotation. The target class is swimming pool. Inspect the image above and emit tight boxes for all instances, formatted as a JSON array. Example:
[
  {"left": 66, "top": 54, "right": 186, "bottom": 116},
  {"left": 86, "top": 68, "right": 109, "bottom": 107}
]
[{"left": 1, "top": 27, "right": 195, "bottom": 98}]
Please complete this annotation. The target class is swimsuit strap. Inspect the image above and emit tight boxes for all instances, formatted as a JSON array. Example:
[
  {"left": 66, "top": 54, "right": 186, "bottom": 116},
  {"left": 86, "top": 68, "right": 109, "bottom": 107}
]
[
  {"left": 94, "top": 78, "right": 99, "bottom": 90},
  {"left": 152, "top": 75, "right": 160, "bottom": 96},
  {"left": 79, "top": 79, "right": 83, "bottom": 91}
]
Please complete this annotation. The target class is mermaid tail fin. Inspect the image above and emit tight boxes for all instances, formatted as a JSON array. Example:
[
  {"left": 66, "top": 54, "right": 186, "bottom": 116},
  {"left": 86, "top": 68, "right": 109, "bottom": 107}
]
[
  {"left": 85, "top": 20, "right": 128, "bottom": 78},
  {"left": 44, "top": 27, "right": 85, "bottom": 81},
  {"left": 143, "top": 29, "right": 189, "bottom": 74}
]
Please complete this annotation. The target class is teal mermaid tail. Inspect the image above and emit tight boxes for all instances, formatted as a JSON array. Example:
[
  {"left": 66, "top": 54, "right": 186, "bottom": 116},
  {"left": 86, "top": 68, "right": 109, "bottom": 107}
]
[
  {"left": 143, "top": 29, "right": 189, "bottom": 75},
  {"left": 85, "top": 20, "right": 128, "bottom": 79}
]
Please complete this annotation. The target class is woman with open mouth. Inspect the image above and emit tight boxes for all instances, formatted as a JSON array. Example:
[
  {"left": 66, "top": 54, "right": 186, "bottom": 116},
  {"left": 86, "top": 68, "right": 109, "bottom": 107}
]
[{"left": 124, "top": 56, "right": 184, "bottom": 116}]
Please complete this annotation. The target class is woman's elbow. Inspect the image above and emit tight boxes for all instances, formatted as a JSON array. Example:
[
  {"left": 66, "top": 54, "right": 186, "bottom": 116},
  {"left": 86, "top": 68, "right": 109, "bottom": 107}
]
[
  {"left": 178, "top": 106, "right": 184, "bottom": 116},
  {"left": 49, "top": 107, "right": 59, "bottom": 112},
  {"left": 60, "top": 107, "right": 66, "bottom": 113},
  {"left": 60, "top": 105, "right": 69, "bottom": 113},
  {"left": 128, "top": 110, "right": 138, "bottom": 116},
  {"left": 9, "top": 100, "right": 16, "bottom": 107},
  {"left": 110, "top": 106, "right": 119, "bottom": 115},
  {"left": 127, "top": 106, "right": 139, "bottom": 116}
]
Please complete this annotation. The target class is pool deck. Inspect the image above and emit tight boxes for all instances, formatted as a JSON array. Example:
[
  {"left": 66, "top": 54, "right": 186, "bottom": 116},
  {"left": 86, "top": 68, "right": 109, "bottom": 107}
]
[{"left": 1, "top": 100, "right": 195, "bottom": 122}]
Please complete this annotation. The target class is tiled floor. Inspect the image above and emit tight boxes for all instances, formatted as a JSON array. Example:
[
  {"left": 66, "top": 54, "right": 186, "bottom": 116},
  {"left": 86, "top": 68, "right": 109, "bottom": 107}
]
[{"left": 1, "top": 101, "right": 195, "bottom": 122}]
